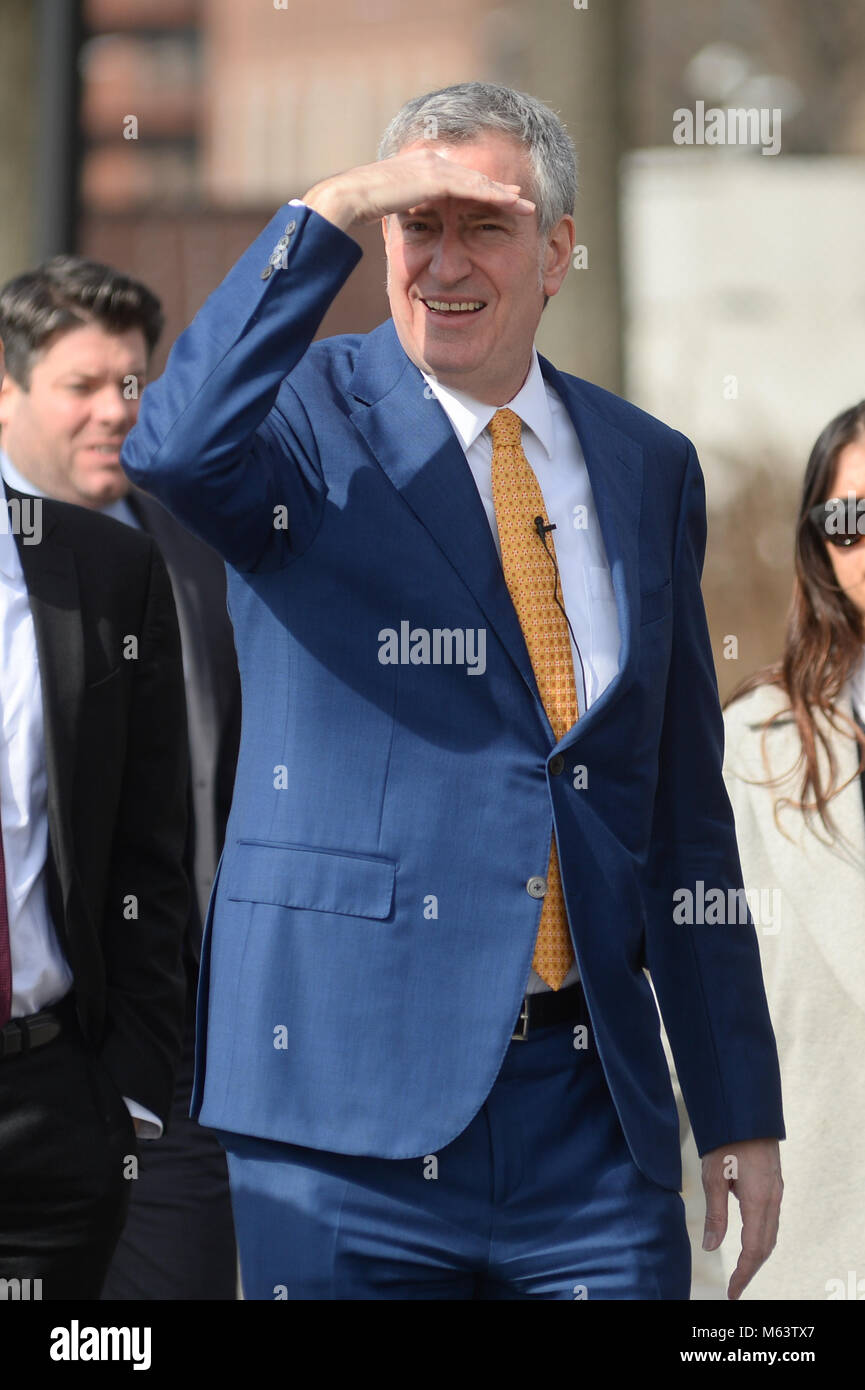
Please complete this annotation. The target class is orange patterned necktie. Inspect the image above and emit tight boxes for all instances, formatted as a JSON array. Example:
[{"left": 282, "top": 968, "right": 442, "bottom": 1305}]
[{"left": 489, "top": 407, "right": 577, "bottom": 990}]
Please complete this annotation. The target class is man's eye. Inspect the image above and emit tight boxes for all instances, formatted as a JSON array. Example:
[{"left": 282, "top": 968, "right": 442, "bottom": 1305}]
[{"left": 403, "top": 221, "right": 431, "bottom": 233}]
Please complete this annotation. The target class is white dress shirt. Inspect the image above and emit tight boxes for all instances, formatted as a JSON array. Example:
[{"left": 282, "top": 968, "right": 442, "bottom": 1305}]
[
  {"left": 0, "top": 450, "right": 161, "bottom": 1137},
  {"left": 0, "top": 490, "right": 73, "bottom": 1016},
  {"left": 421, "top": 350, "right": 621, "bottom": 993}
]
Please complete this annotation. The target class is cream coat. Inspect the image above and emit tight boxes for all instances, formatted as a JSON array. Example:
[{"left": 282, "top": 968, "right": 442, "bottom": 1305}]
[{"left": 670, "top": 679, "right": 865, "bottom": 1300}]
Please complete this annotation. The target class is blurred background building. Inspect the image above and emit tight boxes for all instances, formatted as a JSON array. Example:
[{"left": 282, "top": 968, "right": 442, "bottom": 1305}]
[{"left": 1, "top": 0, "right": 864, "bottom": 698}]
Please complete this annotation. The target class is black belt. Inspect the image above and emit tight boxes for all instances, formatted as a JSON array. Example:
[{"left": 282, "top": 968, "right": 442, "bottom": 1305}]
[
  {"left": 0, "top": 996, "right": 73, "bottom": 1060},
  {"left": 511, "top": 981, "right": 588, "bottom": 1041}
]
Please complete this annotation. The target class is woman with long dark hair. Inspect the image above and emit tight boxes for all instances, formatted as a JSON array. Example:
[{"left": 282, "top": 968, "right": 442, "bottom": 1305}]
[
  {"left": 731, "top": 398, "right": 865, "bottom": 831},
  {"left": 680, "top": 399, "right": 865, "bottom": 1300}
]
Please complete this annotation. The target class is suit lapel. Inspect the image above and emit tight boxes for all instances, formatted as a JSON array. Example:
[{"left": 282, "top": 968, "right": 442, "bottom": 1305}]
[
  {"left": 537, "top": 356, "right": 643, "bottom": 748},
  {"left": 6, "top": 485, "right": 84, "bottom": 903},
  {"left": 348, "top": 321, "right": 545, "bottom": 723},
  {"left": 752, "top": 694, "right": 865, "bottom": 869},
  {"left": 348, "top": 320, "right": 643, "bottom": 747},
  {"left": 127, "top": 488, "right": 198, "bottom": 681},
  {"left": 815, "top": 699, "right": 865, "bottom": 1013},
  {"left": 737, "top": 688, "right": 865, "bottom": 1015}
]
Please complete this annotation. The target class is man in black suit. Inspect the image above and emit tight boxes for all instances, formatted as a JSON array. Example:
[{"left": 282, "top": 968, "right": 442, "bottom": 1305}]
[
  {"left": 0, "top": 255, "right": 239, "bottom": 1300},
  {"left": 0, "top": 335, "right": 188, "bottom": 1299}
]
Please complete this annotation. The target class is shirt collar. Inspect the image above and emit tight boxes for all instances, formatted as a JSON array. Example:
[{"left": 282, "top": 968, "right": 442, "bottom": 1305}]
[
  {"left": 420, "top": 348, "right": 554, "bottom": 459},
  {"left": 0, "top": 448, "right": 50, "bottom": 499}
]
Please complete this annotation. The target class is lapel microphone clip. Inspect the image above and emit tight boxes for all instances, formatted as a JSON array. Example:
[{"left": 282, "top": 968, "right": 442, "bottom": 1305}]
[{"left": 531, "top": 513, "right": 588, "bottom": 715}]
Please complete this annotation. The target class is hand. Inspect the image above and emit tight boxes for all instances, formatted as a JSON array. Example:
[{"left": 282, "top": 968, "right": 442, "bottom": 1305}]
[
  {"left": 701, "top": 1138, "right": 783, "bottom": 1299},
  {"left": 301, "top": 146, "right": 536, "bottom": 232}
]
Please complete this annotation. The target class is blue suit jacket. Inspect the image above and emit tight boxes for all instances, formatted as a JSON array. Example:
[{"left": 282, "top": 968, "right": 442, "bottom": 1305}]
[{"left": 122, "top": 202, "right": 784, "bottom": 1189}]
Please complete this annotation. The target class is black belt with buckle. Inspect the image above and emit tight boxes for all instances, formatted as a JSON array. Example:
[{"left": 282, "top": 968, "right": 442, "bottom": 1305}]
[
  {"left": 511, "top": 980, "right": 588, "bottom": 1040},
  {"left": 0, "top": 997, "right": 72, "bottom": 1060}
]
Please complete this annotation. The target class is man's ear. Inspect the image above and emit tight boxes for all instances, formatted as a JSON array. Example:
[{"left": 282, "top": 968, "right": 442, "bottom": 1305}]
[
  {"left": 0, "top": 358, "right": 22, "bottom": 428},
  {"left": 542, "top": 215, "right": 576, "bottom": 301}
]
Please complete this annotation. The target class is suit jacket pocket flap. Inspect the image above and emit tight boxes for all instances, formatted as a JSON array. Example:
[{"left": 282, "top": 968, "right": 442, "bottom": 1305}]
[
  {"left": 640, "top": 579, "right": 672, "bottom": 626},
  {"left": 227, "top": 840, "right": 396, "bottom": 919}
]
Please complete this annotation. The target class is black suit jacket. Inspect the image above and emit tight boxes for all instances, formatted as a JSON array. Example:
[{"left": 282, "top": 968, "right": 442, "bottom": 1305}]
[
  {"left": 4, "top": 483, "right": 189, "bottom": 1124},
  {"left": 128, "top": 488, "right": 241, "bottom": 961}
]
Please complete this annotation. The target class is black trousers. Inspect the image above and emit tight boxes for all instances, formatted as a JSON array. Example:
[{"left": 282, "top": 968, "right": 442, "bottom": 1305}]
[
  {"left": 0, "top": 991, "right": 134, "bottom": 1300},
  {"left": 100, "top": 969, "right": 237, "bottom": 1301}
]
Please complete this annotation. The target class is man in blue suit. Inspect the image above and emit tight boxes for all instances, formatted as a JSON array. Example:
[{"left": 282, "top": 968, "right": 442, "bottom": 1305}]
[{"left": 122, "top": 82, "right": 784, "bottom": 1301}]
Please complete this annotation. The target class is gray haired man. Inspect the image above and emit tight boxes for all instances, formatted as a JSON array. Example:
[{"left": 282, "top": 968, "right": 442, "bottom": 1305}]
[{"left": 121, "top": 81, "right": 784, "bottom": 1302}]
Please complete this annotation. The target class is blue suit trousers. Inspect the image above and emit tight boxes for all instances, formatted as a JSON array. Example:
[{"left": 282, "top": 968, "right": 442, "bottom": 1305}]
[{"left": 214, "top": 1009, "right": 691, "bottom": 1300}]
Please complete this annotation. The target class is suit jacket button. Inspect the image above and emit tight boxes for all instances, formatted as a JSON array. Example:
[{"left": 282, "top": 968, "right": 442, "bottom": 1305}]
[
  {"left": 261, "top": 266, "right": 274, "bottom": 279},
  {"left": 275, "top": 236, "right": 290, "bottom": 251},
  {"left": 549, "top": 754, "right": 565, "bottom": 775},
  {"left": 526, "top": 876, "right": 547, "bottom": 899},
  {"left": 284, "top": 219, "right": 296, "bottom": 234}
]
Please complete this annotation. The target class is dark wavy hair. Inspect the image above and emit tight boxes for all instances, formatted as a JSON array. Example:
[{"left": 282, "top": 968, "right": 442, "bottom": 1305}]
[
  {"left": 725, "top": 400, "right": 865, "bottom": 839},
  {"left": 0, "top": 255, "right": 163, "bottom": 389}
]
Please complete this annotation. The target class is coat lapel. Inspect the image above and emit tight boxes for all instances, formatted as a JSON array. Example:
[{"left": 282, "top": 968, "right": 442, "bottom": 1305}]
[
  {"left": 730, "top": 685, "right": 865, "bottom": 1016},
  {"left": 537, "top": 356, "right": 643, "bottom": 749},
  {"left": 349, "top": 320, "right": 644, "bottom": 747},
  {"left": 5, "top": 485, "right": 84, "bottom": 905},
  {"left": 348, "top": 320, "right": 545, "bottom": 724}
]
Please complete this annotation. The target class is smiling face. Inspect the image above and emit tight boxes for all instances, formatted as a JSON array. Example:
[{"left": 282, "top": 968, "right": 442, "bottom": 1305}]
[
  {"left": 824, "top": 437, "right": 865, "bottom": 621},
  {"left": 382, "top": 130, "right": 574, "bottom": 405},
  {"left": 0, "top": 319, "right": 148, "bottom": 507}
]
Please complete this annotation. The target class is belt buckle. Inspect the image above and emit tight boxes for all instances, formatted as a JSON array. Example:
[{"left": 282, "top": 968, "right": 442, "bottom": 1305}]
[{"left": 511, "top": 997, "right": 530, "bottom": 1041}]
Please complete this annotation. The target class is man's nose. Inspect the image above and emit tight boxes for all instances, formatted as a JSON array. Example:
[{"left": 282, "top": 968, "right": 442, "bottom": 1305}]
[
  {"left": 92, "top": 385, "right": 133, "bottom": 428},
  {"left": 428, "top": 230, "right": 473, "bottom": 283}
]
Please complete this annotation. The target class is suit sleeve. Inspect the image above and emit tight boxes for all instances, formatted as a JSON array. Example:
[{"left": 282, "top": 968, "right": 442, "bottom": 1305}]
[
  {"left": 121, "top": 203, "right": 363, "bottom": 573},
  {"left": 98, "top": 540, "right": 189, "bottom": 1126},
  {"left": 642, "top": 439, "right": 785, "bottom": 1156}
]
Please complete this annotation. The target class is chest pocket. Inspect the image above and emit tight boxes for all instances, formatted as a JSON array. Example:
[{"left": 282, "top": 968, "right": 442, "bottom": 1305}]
[{"left": 640, "top": 579, "right": 672, "bottom": 626}]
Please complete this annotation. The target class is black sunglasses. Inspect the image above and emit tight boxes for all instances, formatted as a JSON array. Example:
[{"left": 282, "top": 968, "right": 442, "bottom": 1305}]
[{"left": 808, "top": 497, "right": 865, "bottom": 548}]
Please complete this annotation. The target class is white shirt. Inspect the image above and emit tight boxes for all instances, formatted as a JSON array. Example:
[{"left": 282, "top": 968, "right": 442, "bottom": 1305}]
[
  {"left": 421, "top": 350, "right": 621, "bottom": 993},
  {"left": 0, "top": 489, "right": 73, "bottom": 1016},
  {"left": 0, "top": 451, "right": 160, "bottom": 1137}
]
